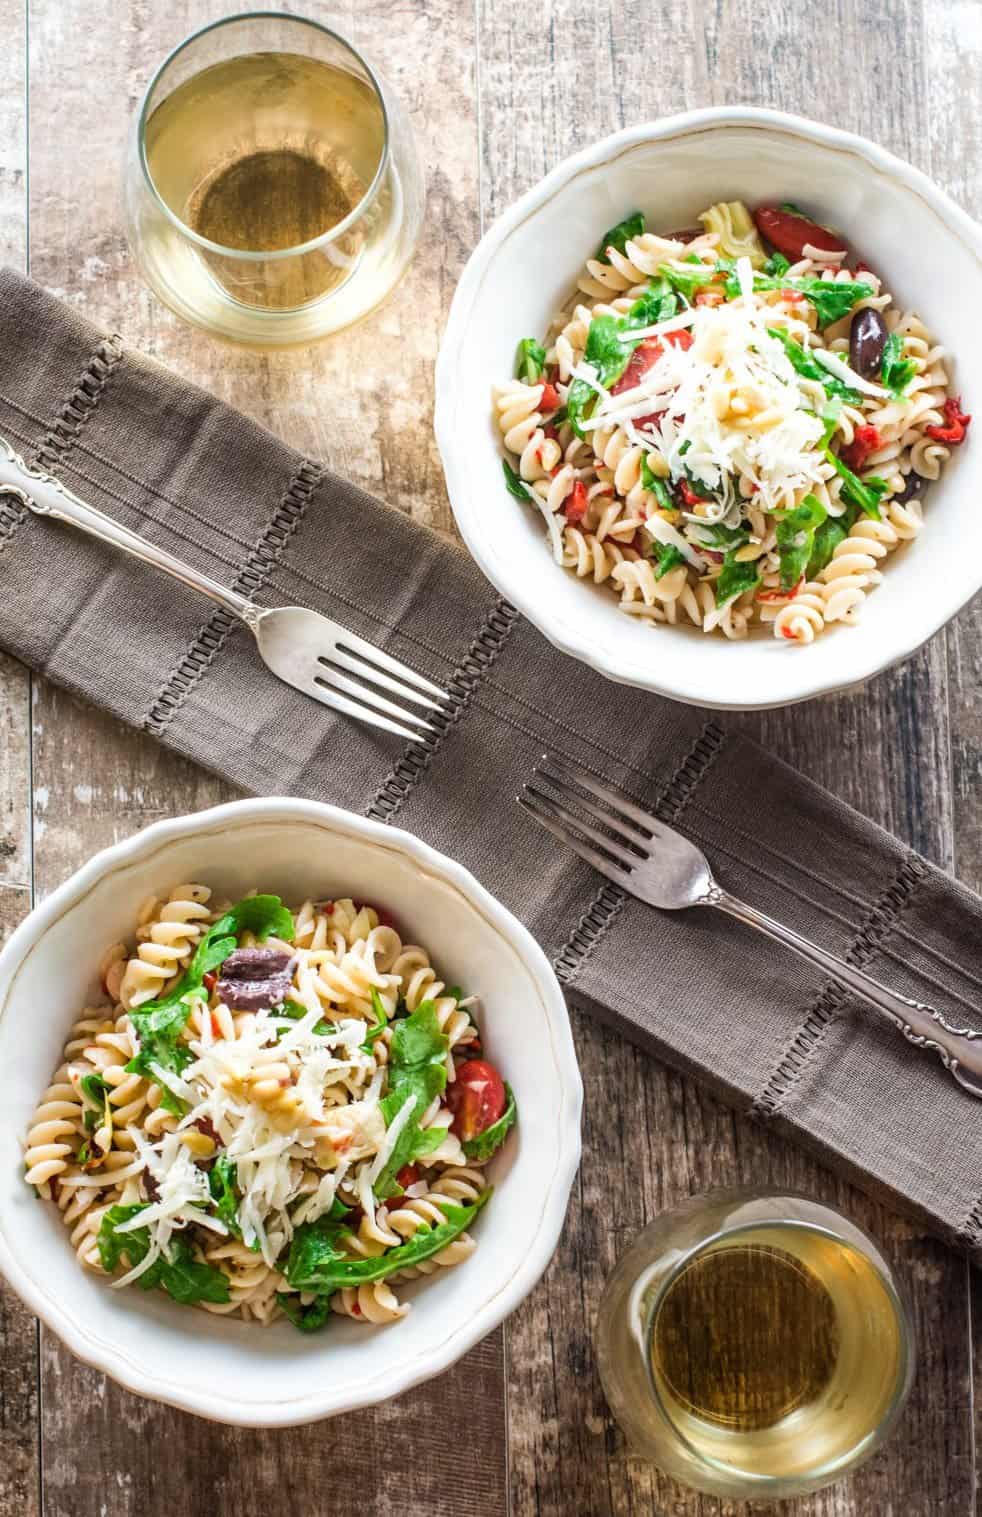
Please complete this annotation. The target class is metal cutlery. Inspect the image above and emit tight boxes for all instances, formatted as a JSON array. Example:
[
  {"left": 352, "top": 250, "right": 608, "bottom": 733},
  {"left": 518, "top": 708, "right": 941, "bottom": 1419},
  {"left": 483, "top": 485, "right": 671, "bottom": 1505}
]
[
  {"left": 0, "top": 436, "right": 448, "bottom": 741},
  {"left": 520, "top": 751, "right": 982, "bottom": 1100}
]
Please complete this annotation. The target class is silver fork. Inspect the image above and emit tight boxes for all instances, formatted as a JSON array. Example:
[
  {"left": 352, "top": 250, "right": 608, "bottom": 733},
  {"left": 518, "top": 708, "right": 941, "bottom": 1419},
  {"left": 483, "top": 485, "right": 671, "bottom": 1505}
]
[
  {"left": 520, "top": 751, "right": 982, "bottom": 1100},
  {"left": 0, "top": 436, "right": 447, "bottom": 741}
]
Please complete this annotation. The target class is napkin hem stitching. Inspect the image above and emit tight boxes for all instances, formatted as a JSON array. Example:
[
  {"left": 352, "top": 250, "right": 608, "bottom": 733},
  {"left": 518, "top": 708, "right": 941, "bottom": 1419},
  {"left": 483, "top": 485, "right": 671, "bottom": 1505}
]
[
  {"left": 143, "top": 459, "right": 323, "bottom": 737},
  {"left": 365, "top": 599, "right": 520, "bottom": 823},
  {"left": 752, "top": 853, "right": 930, "bottom": 1119},
  {"left": 553, "top": 722, "right": 727, "bottom": 983}
]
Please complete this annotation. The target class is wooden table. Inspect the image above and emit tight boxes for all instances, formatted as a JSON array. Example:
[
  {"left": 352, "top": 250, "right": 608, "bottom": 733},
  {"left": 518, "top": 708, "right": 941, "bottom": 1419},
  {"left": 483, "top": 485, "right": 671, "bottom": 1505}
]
[{"left": 1, "top": 2, "right": 979, "bottom": 1513}]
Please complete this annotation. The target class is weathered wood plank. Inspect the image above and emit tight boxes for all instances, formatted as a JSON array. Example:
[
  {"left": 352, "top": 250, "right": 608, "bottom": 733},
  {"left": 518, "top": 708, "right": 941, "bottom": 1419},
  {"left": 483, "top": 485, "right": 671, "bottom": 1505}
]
[
  {"left": 0, "top": 8, "right": 40, "bottom": 1515},
  {"left": 477, "top": 0, "right": 973, "bottom": 1512},
  {"left": 25, "top": 0, "right": 505, "bottom": 1512}
]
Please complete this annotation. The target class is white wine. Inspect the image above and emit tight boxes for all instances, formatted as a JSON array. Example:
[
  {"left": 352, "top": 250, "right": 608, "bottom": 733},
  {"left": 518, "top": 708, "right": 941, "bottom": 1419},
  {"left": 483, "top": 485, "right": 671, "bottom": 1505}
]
[
  {"left": 595, "top": 1195, "right": 913, "bottom": 1499},
  {"left": 646, "top": 1227, "right": 903, "bottom": 1481},
  {"left": 144, "top": 51, "right": 385, "bottom": 310}
]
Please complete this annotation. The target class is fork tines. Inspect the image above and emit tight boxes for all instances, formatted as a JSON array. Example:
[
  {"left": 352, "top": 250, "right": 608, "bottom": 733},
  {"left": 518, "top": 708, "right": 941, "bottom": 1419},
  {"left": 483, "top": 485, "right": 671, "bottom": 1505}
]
[
  {"left": 518, "top": 753, "right": 661, "bottom": 887},
  {"left": 314, "top": 631, "right": 450, "bottom": 743}
]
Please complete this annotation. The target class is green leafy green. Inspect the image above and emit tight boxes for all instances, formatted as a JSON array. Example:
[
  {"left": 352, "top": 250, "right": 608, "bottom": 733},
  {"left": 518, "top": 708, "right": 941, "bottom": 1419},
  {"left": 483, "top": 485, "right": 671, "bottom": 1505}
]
[
  {"left": 209, "top": 1156, "right": 241, "bottom": 1238},
  {"left": 779, "top": 201, "right": 808, "bottom": 216},
  {"left": 286, "top": 1193, "right": 492, "bottom": 1293},
  {"left": 766, "top": 326, "right": 861, "bottom": 403},
  {"left": 97, "top": 1205, "right": 230, "bottom": 1305},
  {"left": 595, "top": 211, "right": 645, "bottom": 263},
  {"left": 649, "top": 541, "right": 686, "bottom": 579},
  {"left": 360, "top": 988, "right": 390, "bottom": 1053},
  {"left": 373, "top": 1002, "right": 451, "bottom": 1198},
  {"left": 764, "top": 251, "right": 791, "bottom": 277},
  {"left": 462, "top": 1084, "right": 518, "bottom": 1162},
  {"left": 124, "top": 894, "right": 295, "bottom": 1114},
  {"left": 825, "top": 450, "right": 887, "bottom": 519},
  {"left": 880, "top": 331, "right": 916, "bottom": 397},
  {"left": 806, "top": 516, "right": 850, "bottom": 578},
  {"left": 662, "top": 261, "right": 720, "bottom": 301},
  {"left": 625, "top": 278, "right": 678, "bottom": 328},
  {"left": 566, "top": 282, "right": 678, "bottom": 438},
  {"left": 715, "top": 553, "right": 761, "bottom": 608},
  {"left": 277, "top": 998, "right": 335, "bottom": 1037},
  {"left": 739, "top": 274, "right": 874, "bottom": 327},
  {"left": 775, "top": 493, "right": 827, "bottom": 588},
  {"left": 276, "top": 1292, "right": 333, "bottom": 1333},
  {"left": 503, "top": 458, "right": 534, "bottom": 504},
  {"left": 690, "top": 522, "right": 750, "bottom": 551},
  {"left": 515, "top": 337, "right": 547, "bottom": 385}
]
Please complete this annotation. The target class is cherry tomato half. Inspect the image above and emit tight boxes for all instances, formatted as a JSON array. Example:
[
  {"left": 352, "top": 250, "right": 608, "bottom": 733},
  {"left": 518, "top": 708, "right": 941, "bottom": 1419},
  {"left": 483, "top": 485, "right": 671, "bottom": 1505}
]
[
  {"left": 448, "top": 1059, "right": 507, "bottom": 1142},
  {"left": 538, "top": 381, "right": 562, "bottom": 413}
]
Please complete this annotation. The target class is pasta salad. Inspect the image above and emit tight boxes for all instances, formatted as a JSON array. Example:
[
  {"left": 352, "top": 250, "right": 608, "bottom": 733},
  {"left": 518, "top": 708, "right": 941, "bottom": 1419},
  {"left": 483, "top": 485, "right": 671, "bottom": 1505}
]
[
  {"left": 494, "top": 200, "right": 971, "bottom": 643},
  {"left": 24, "top": 887, "right": 516, "bottom": 1331}
]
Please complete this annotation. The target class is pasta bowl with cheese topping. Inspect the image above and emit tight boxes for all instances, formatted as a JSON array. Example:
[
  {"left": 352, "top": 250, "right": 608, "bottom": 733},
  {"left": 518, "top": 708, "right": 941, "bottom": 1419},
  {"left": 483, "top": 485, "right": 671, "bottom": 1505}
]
[
  {"left": 436, "top": 108, "right": 982, "bottom": 708},
  {"left": 0, "top": 798, "right": 581, "bottom": 1425}
]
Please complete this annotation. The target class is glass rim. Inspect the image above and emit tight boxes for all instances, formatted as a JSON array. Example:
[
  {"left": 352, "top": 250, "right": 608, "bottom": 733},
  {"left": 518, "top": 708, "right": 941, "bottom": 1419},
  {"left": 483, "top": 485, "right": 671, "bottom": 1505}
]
[
  {"left": 136, "top": 10, "right": 391, "bottom": 263},
  {"left": 641, "top": 1209, "right": 915, "bottom": 1490}
]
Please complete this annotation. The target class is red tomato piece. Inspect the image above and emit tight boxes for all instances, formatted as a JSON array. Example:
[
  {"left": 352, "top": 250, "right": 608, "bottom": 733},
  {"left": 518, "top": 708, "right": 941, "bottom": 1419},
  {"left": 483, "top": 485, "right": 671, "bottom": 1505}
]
[
  {"left": 754, "top": 206, "right": 847, "bottom": 260},
  {"left": 780, "top": 288, "right": 806, "bottom": 303},
  {"left": 203, "top": 971, "right": 217, "bottom": 993},
  {"left": 663, "top": 330, "right": 694, "bottom": 350},
  {"left": 841, "top": 425, "right": 883, "bottom": 472},
  {"left": 393, "top": 1165, "right": 419, "bottom": 1199},
  {"left": 447, "top": 1059, "right": 507, "bottom": 1142},
  {"left": 678, "top": 479, "right": 709, "bottom": 508},
  {"left": 564, "top": 480, "right": 589, "bottom": 524},
  {"left": 611, "top": 338, "right": 664, "bottom": 395},
  {"left": 756, "top": 582, "right": 801, "bottom": 604},
  {"left": 695, "top": 289, "right": 725, "bottom": 307},
  {"left": 925, "top": 397, "right": 971, "bottom": 446},
  {"left": 538, "top": 381, "right": 561, "bottom": 413}
]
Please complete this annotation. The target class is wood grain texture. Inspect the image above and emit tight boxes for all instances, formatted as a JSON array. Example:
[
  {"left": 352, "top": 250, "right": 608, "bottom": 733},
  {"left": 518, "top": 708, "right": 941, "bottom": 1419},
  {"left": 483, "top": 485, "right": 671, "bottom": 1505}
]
[
  {"left": 477, "top": 0, "right": 975, "bottom": 1513},
  {"left": 0, "top": 9, "right": 40, "bottom": 1516},
  {"left": 1, "top": 0, "right": 979, "bottom": 1514}
]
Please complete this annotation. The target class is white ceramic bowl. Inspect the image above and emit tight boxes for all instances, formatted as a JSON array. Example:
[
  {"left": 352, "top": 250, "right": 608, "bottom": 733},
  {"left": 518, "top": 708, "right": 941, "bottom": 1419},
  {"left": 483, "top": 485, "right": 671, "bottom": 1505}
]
[
  {"left": 0, "top": 799, "right": 581, "bottom": 1426},
  {"left": 436, "top": 107, "right": 982, "bottom": 709}
]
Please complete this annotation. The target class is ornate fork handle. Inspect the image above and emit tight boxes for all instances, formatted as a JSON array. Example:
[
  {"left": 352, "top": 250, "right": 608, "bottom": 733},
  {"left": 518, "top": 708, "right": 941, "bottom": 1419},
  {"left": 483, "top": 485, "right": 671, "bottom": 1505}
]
[
  {"left": 706, "top": 886, "right": 982, "bottom": 1097},
  {"left": 0, "top": 433, "right": 259, "bottom": 627}
]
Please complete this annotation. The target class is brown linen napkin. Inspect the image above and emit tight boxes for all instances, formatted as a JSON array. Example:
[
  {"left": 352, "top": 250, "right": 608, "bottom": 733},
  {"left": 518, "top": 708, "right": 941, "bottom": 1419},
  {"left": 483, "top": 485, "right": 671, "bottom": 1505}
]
[{"left": 2, "top": 266, "right": 981, "bottom": 1257}]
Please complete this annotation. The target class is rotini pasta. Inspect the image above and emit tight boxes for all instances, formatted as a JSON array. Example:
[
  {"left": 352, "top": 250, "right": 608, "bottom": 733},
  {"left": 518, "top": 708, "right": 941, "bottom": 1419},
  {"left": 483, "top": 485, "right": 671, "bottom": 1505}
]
[
  {"left": 25, "top": 890, "right": 518, "bottom": 1331},
  {"left": 496, "top": 199, "right": 970, "bottom": 645}
]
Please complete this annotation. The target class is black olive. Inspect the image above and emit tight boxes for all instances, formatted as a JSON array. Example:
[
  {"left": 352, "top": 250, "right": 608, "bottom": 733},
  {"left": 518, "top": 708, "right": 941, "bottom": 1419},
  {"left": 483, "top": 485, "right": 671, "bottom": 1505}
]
[
  {"left": 849, "top": 308, "right": 888, "bottom": 380},
  {"left": 216, "top": 946, "right": 294, "bottom": 1011},
  {"left": 895, "top": 472, "right": 926, "bottom": 504}
]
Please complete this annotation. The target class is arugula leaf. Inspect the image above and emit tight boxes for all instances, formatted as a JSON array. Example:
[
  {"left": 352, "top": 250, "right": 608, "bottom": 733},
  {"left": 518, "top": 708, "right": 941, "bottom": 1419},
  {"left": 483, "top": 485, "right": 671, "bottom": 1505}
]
[
  {"left": 276, "top": 1293, "right": 333, "bottom": 1333},
  {"left": 595, "top": 211, "right": 645, "bottom": 263},
  {"left": 649, "top": 541, "right": 686, "bottom": 579},
  {"left": 766, "top": 326, "right": 861, "bottom": 403},
  {"left": 360, "top": 988, "right": 390, "bottom": 1053},
  {"left": 97, "top": 1205, "right": 230, "bottom": 1305},
  {"left": 775, "top": 493, "right": 827, "bottom": 588},
  {"left": 462, "top": 1085, "right": 518, "bottom": 1162},
  {"left": 807, "top": 517, "right": 850, "bottom": 578},
  {"left": 690, "top": 522, "right": 750, "bottom": 551},
  {"left": 779, "top": 201, "right": 808, "bottom": 216},
  {"left": 515, "top": 337, "right": 547, "bottom": 385},
  {"left": 662, "top": 261, "right": 720, "bottom": 301},
  {"left": 503, "top": 458, "right": 535, "bottom": 503},
  {"left": 880, "top": 331, "right": 916, "bottom": 397},
  {"left": 715, "top": 553, "right": 761, "bottom": 608},
  {"left": 209, "top": 1156, "right": 241, "bottom": 1238},
  {"left": 825, "top": 450, "right": 888, "bottom": 519},
  {"left": 125, "top": 1041, "right": 194, "bottom": 1117},
  {"left": 79, "top": 1072, "right": 110, "bottom": 1106},
  {"left": 566, "top": 284, "right": 678, "bottom": 439},
  {"left": 727, "top": 272, "right": 873, "bottom": 327},
  {"left": 373, "top": 1003, "right": 450, "bottom": 1198},
  {"left": 277, "top": 998, "right": 335, "bottom": 1037},
  {"left": 286, "top": 1194, "right": 492, "bottom": 1292},
  {"left": 764, "top": 252, "right": 791, "bottom": 277},
  {"left": 626, "top": 278, "right": 678, "bottom": 327}
]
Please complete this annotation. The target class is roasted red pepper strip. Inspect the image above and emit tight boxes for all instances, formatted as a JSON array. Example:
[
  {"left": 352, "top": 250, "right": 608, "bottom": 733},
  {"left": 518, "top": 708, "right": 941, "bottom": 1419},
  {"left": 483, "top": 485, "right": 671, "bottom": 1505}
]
[
  {"left": 611, "top": 338, "right": 664, "bottom": 395},
  {"left": 564, "top": 480, "right": 588, "bottom": 524},
  {"left": 841, "top": 425, "right": 883, "bottom": 472},
  {"left": 538, "top": 381, "right": 561, "bottom": 413},
  {"left": 925, "top": 397, "right": 971, "bottom": 446},
  {"left": 754, "top": 206, "right": 847, "bottom": 260}
]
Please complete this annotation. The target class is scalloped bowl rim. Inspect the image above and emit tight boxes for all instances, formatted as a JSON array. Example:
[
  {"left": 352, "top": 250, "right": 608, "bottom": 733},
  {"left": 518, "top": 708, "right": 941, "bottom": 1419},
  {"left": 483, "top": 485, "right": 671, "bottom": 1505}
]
[
  {"left": 435, "top": 106, "right": 982, "bottom": 709},
  {"left": 0, "top": 798, "right": 582, "bottom": 1426}
]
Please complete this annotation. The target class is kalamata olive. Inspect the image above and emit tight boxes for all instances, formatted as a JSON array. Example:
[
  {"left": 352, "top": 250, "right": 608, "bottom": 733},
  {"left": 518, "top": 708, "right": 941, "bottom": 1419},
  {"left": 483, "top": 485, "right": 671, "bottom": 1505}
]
[
  {"left": 849, "top": 308, "right": 888, "bottom": 380},
  {"left": 896, "top": 472, "right": 926, "bottom": 504},
  {"left": 216, "top": 946, "right": 294, "bottom": 1011}
]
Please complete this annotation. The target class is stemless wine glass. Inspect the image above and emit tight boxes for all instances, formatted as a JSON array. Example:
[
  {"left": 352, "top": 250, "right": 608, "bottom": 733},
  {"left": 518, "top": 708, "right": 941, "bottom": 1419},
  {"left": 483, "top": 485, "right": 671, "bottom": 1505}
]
[
  {"left": 595, "top": 1189, "right": 915, "bottom": 1501},
  {"left": 122, "top": 12, "right": 424, "bottom": 346}
]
